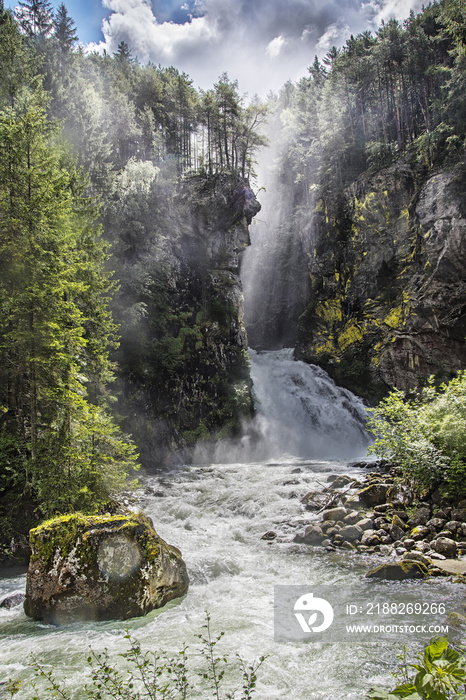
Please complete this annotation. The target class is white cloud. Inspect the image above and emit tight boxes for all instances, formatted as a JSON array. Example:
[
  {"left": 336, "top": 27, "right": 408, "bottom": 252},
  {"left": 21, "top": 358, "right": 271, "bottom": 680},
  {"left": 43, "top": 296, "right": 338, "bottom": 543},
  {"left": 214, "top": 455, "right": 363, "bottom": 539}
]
[
  {"left": 84, "top": 0, "right": 427, "bottom": 97},
  {"left": 266, "top": 36, "right": 286, "bottom": 59}
]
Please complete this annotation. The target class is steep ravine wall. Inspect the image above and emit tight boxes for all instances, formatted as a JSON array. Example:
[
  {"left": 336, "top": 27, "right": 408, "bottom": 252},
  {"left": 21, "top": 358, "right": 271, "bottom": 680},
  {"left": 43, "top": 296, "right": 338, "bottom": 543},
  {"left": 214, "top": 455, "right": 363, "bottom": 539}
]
[
  {"left": 295, "top": 164, "right": 466, "bottom": 399},
  {"left": 115, "top": 173, "right": 261, "bottom": 467}
]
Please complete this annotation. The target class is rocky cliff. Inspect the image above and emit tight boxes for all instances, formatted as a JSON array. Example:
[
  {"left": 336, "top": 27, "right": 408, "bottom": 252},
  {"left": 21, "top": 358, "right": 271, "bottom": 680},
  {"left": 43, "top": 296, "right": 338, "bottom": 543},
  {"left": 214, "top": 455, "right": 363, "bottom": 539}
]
[
  {"left": 295, "top": 163, "right": 466, "bottom": 399},
  {"left": 113, "top": 172, "right": 261, "bottom": 467}
]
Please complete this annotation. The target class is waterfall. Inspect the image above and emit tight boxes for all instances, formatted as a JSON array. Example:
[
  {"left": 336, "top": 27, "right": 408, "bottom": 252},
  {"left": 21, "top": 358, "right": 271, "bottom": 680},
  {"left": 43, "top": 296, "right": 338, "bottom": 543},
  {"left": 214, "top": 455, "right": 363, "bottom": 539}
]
[{"left": 206, "top": 349, "right": 370, "bottom": 464}]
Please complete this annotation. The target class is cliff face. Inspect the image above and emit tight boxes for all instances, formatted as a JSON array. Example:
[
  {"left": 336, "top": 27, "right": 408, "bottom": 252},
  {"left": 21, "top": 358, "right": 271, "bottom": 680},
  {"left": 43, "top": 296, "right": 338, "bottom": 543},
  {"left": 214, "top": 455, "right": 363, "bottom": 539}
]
[
  {"left": 114, "top": 173, "right": 261, "bottom": 467},
  {"left": 295, "top": 164, "right": 466, "bottom": 398}
]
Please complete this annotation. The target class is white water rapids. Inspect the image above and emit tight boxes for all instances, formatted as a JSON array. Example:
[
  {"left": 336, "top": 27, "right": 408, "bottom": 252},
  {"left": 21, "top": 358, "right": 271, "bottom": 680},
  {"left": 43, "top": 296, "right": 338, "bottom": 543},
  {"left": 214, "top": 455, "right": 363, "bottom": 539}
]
[{"left": 0, "top": 351, "right": 462, "bottom": 699}]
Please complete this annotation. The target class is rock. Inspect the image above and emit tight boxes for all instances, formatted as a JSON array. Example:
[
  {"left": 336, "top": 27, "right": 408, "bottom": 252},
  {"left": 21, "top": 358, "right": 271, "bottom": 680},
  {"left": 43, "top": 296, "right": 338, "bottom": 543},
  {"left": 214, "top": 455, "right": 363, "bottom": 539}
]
[
  {"left": 414, "top": 541, "right": 430, "bottom": 553},
  {"left": 321, "top": 520, "right": 337, "bottom": 533},
  {"left": 428, "top": 551, "right": 447, "bottom": 560},
  {"left": 447, "top": 611, "right": 466, "bottom": 627},
  {"left": 451, "top": 509, "right": 466, "bottom": 522},
  {"left": 261, "top": 531, "right": 277, "bottom": 541},
  {"left": 359, "top": 484, "right": 390, "bottom": 507},
  {"left": 294, "top": 525, "right": 325, "bottom": 545},
  {"left": 392, "top": 510, "right": 408, "bottom": 521},
  {"left": 322, "top": 507, "right": 348, "bottom": 522},
  {"left": 24, "top": 513, "right": 189, "bottom": 624},
  {"left": 426, "top": 517, "right": 446, "bottom": 532},
  {"left": 407, "top": 507, "right": 430, "bottom": 527},
  {"left": 403, "top": 538, "right": 415, "bottom": 549},
  {"left": 344, "top": 495, "right": 364, "bottom": 510},
  {"left": 343, "top": 510, "right": 362, "bottom": 525},
  {"left": 390, "top": 524, "right": 406, "bottom": 542},
  {"left": 340, "top": 541, "right": 356, "bottom": 550},
  {"left": 380, "top": 535, "right": 393, "bottom": 545},
  {"left": 410, "top": 525, "right": 431, "bottom": 541},
  {"left": 0, "top": 593, "right": 26, "bottom": 609},
  {"left": 392, "top": 514, "right": 408, "bottom": 531},
  {"left": 433, "top": 560, "right": 466, "bottom": 576},
  {"left": 431, "top": 537, "right": 457, "bottom": 558},
  {"left": 396, "top": 547, "right": 407, "bottom": 556},
  {"left": 402, "top": 551, "right": 431, "bottom": 567},
  {"left": 366, "top": 561, "right": 428, "bottom": 580},
  {"left": 446, "top": 520, "right": 462, "bottom": 533},
  {"left": 374, "top": 516, "right": 389, "bottom": 528},
  {"left": 328, "top": 475, "right": 353, "bottom": 490},
  {"left": 291, "top": 468, "right": 302, "bottom": 474},
  {"left": 374, "top": 504, "right": 391, "bottom": 513},
  {"left": 355, "top": 518, "right": 375, "bottom": 532},
  {"left": 361, "top": 530, "right": 381, "bottom": 546},
  {"left": 339, "top": 525, "right": 363, "bottom": 542}
]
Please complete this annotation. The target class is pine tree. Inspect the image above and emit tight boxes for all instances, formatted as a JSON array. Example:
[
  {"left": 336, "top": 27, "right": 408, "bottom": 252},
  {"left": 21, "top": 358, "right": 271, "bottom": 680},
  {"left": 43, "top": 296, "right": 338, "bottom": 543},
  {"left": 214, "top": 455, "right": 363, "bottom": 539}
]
[
  {"left": 0, "top": 88, "right": 137, "bottom": 518},
  {"left": 53, "top": 3, "right": 78, "bottom": 54},
  {"left": 15, "top": 0, "right": 53, "bottom": 39}
]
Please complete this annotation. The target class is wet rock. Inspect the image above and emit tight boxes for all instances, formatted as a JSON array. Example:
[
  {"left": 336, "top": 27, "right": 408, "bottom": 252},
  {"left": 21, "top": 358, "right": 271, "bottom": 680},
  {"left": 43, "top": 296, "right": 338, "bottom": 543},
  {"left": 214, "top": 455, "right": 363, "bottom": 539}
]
[
  {"left": 434, "top": 560, "right": 466, "bottom": 576},
  {"left": 261, "top": 531, "right": 277, "bottom": 541},
  {"left": 431, "top": 537, "right": 457, "bottom": 558},
  {"left": 328, "top": 475, "right": 353, "bottom": 490},
  {"left": 24, "top": 513, "right": 189, "bottom": 624},
  {"left": 339, "top": 525, "right": 363, "bottom": 543},
  {"left": 340, "top": 541, "right": 356, "bottom": 551},
  {"left": 322, "top": 507, "right": 348, "bottom": 522},
  {"left": 366, "top": 561, "right": 428, "bottom": 580},
  {"left": 293, "top": 525, "right": 325, "bottom": 545},
  {"left": 0, "top": 593, "right": 25, "bottom": 609},
  {"left": 359, "top": 484, "right": 390, "bottom": 507}
]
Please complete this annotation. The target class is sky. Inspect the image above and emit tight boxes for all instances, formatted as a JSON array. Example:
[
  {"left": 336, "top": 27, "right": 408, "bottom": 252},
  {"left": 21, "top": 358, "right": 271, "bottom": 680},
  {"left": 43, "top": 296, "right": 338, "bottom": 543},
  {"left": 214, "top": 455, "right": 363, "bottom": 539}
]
[{"left": 7, "top": 0, "right": 426, "bottom": 96}]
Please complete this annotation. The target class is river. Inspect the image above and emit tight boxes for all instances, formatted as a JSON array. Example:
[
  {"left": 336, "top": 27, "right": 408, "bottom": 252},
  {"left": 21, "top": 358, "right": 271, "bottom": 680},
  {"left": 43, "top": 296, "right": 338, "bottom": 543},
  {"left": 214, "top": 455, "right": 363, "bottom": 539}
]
[{"left": 0, "top": 351, "right": 463, "bottom": 699}]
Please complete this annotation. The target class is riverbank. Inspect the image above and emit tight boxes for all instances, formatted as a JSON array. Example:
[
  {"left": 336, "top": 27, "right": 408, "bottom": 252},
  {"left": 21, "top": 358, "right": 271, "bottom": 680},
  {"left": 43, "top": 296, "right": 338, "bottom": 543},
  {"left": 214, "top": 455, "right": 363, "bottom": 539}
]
[{"left": 286, "top": 460, "right": 466, "bottom": 582}]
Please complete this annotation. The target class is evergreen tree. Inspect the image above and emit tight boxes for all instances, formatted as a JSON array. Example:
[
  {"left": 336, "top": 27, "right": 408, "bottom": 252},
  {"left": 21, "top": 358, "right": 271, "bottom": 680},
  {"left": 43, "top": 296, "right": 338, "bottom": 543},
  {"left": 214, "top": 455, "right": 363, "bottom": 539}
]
[
  {"left": 15, "top": 0, "right": 53, "bottom": 40},
  {"left": 0, "top": 88, "right": 137, "bottom": 520},
  {"left": 53, "top": 3, "right": 78, "bottom": 54}
]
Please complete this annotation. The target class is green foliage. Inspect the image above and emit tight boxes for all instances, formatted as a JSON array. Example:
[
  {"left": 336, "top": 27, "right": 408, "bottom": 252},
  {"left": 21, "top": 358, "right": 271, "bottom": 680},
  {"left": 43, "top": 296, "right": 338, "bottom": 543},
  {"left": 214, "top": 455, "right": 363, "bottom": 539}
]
[
  {"left": 8, "top": 614, "right": 265, "bottom": 700},
  {"left": 368, "top": 637, "right": 466, "bottom": 700},
  {"left": 367, "top": 372, "right": 466, "bottom": 498}
]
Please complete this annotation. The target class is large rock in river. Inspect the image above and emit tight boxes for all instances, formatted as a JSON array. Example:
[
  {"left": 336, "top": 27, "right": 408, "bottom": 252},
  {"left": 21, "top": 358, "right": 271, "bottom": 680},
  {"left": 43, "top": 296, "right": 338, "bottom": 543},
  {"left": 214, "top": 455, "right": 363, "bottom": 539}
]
[{"left": 24, "top": 513, "right": 189, "bottom": 624}]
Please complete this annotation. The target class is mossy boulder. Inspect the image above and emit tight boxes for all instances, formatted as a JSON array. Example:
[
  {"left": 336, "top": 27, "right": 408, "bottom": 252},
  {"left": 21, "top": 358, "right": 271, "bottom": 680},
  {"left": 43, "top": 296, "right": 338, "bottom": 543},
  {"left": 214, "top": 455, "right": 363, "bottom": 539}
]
[
  {"left": 366, "top": 561, "right": 428, "bottom": 581},
  {"left": 24, "top": 513, "right": 189, "bottom": 624}
]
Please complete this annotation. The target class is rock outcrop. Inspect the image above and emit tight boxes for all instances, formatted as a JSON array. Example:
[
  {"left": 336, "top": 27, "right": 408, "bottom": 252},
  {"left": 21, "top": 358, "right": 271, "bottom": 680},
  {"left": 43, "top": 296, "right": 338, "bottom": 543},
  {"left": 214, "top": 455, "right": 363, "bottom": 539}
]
[
  {"left": 296, "top": 164, "right": 466, "bottom": 397},
  {"left": 113, "top": 172, "right": 261, "bottom": 466},
  {"left": 24, "top": 513, "right": 189, "bottom": 624}
]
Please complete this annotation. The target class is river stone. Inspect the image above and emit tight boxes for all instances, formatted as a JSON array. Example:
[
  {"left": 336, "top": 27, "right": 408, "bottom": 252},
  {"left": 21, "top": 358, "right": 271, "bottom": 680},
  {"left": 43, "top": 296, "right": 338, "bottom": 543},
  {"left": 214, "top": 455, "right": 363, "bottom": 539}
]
[
  {"left": 339, "top": 525, "right": 363, "bottom": 542},
  {"left": 0, "top": 593, "right": 26, "bottom": 609},
  {"left": 431, "top": 537, "right": 457, "bottom": 558},
  {"left": 355, "top": 518, "right": 374, "bottom": 532},
  {"left": 293, "top": 525, "right": 325, "bottom": 545},
  {"left": 322, "top": 507, "right": 348, "bottom": 522},
  {"left": 446, "top": 520, "right": 462, "bottom": 533},
  {"left": 343, "top": 510, "right": 361, "bottom": 525},
  {"left": 390, "top": 523, "right": 405, "bottom": 542},
  {"left": 358, "top": 484, "right": 390, "bottom": 507},
  {"left": 360, "top": 529, "right": 381, "bottom": 546},
  {"left": 366, "top": 561, "right": 428, "bottom": 581},
  {"left": 24, "top": 513, "right": 189, "bottom": 624},
  {"left": 328, "top": 475, "right": 353, "bottom": 490},
  {"left": 402, "top": 551, "right": 431, "bottom": 567}
]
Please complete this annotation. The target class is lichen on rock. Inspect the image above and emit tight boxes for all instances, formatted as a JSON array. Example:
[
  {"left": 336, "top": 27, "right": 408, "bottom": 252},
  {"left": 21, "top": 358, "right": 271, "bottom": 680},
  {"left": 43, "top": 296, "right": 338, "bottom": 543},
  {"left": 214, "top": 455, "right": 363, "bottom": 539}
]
[{"left": 24, "top": 512, "right": 189, "bottom": 624}]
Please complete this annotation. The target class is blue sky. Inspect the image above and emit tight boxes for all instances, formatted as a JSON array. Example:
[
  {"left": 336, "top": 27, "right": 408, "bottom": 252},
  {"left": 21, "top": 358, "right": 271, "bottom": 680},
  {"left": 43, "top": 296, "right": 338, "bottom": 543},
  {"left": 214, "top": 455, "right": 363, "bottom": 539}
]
[{"left": 6, "top": 0, "right": 426, "bottom": 95}]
